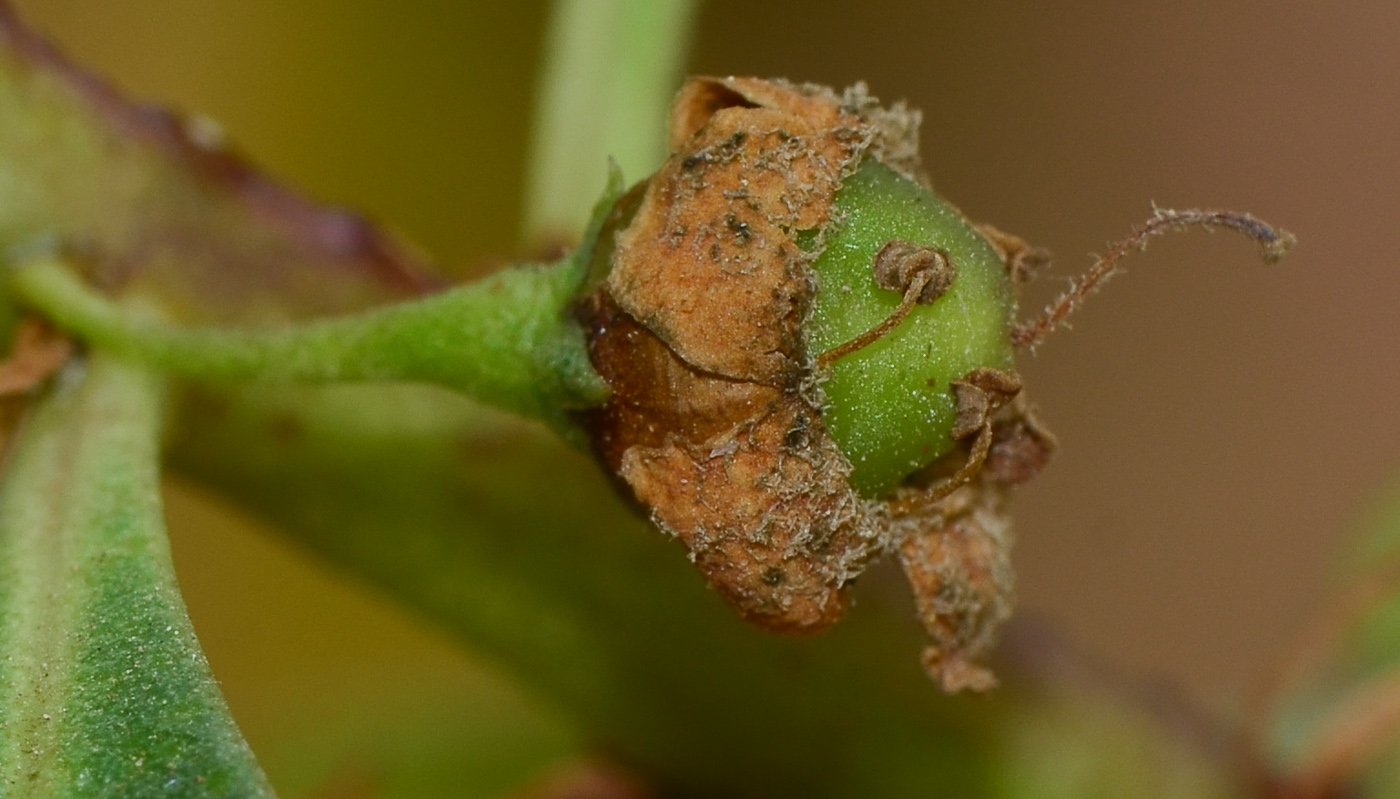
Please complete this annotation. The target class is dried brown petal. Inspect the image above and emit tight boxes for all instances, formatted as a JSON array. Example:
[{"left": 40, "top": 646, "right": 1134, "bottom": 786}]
[
  {"left": 579, "top": 77, "right": 906, "bottom": 632},
  {"left": 890, "top": 395, "right": 1055, "bottom": 692},
  {"left": 949, "top": 367, "right": 1023, "bottom": 441},
  {"left": 896, "top": 480, "right": 1015, "bottom": 694},
  {"left": 976, "top": 223, "right": 1053, "bottom": 285},
  {"left": 607, "top": 77, "right": 873, "bottom": 384},
  {"left": 579, "top": 270, "right": 882, "bottom": 632},
  {"left": 0, "top": 319, "right": 69, "bottom": 459},
  {"left": 983, "top": 403, "right": 1057, "bottom": 486}
]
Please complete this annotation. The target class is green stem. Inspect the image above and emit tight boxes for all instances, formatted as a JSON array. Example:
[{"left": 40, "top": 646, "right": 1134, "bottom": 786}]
[
  {"left": 522, "top": 0, "right": 697, "bottom": 246},
  {"left": 9, "top": 255, "right": 608, "bottom": 431}
]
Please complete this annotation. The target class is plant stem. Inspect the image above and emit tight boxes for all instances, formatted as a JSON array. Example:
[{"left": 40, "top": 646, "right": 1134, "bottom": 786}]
[
  {"left": 522, "top": 0, "right": 697, "bottom": 247},
  {"left": 9, "top": 256, "right": 608, "bottom": 431}
]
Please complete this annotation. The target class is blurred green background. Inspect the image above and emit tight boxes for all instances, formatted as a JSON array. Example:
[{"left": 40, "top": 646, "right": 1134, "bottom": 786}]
[{"left": 10, "top": 0, "right": 1398, "bottom": 794}]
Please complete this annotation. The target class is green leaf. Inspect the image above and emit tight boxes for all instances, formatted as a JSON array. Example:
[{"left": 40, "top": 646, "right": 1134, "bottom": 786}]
[
  {"left": 0, "top": 3, "right": 435, "bottom": 324},
  {"left": 254, "top": 668, "right": 579, "bottom": 799},
  {"left": 0, "top": 356, "right": 273, "bottom": 797},
  {"left": 166, "top": 382, "right": 992, "bottom": 798},
  {"left": 522, "top": 0, "right": 697, "bottom": 246},
  {"left": 168, "top": 381, "right": 1238, "bottom": 799},
  {"left": 1259, "top": 476, "right": 1400, "bottom": 796}
]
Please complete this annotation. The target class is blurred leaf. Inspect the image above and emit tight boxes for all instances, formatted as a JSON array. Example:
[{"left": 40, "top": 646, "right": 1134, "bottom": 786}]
[
  {"left": 168, "top": 380, "right": 1239, "bottom": 799},
  {"left": 522, "top": 0, "right": 696, "bottom": 246},
  {"left": 256, "top": 667, "right": 579, "bottom": 799},
  {"left": 1260, "top": 476, "right": 1400, "bottom": 797},
  {"left": 167, "top": 381, "right": 993, "bottom": 798},
  {"left": 0, "top": 1, "right": 437, "bottom": 324},
  {"left": 0, "top": 356, "right": 273, "bottom": 796},
  {"left": 989, "top": 643, "right": 1240, "bottom": 799}
]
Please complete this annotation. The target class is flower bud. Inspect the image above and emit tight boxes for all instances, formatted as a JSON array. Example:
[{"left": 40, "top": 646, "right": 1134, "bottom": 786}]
[{"left": 576, "top": 77, "right": 1051, "bottom": 690}]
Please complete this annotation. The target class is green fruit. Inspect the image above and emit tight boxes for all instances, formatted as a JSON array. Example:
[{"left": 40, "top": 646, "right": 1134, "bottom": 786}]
[{"left": 807, "top": 160, "right": 1015, "bottom": 496}]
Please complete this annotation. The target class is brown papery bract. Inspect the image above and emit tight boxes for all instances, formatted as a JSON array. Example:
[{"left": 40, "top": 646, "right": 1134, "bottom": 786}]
[{"left": 578, "top": 77, "right": 894, "bottom": 632}]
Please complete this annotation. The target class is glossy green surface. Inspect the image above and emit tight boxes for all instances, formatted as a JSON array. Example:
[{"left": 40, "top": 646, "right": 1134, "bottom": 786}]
[{"left": 807, "top": 160, "right": 1015, "bottom": 496}]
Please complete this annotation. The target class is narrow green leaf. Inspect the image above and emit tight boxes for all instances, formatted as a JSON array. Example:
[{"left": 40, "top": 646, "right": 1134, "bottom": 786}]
[{"left": 0, "top": 356, "right": 273, "bottom": 797}]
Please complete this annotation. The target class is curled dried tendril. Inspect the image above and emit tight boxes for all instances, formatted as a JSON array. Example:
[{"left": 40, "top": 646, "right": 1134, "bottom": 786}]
[{"left": 1011, "top": 208, "right": 1297, "bottom": 351}]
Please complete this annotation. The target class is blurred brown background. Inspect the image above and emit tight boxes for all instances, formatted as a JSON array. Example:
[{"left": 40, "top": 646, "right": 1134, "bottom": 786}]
[{"left": 10, "top": 0, "right": 1399, "bottom": 791}]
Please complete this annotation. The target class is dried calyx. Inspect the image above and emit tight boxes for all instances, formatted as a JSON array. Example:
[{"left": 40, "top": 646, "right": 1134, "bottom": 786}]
[
  {"left": 573, "top": 76, "right": 1291, "bottom": 692},
  {"left": 575, "top": 77, "right": 1052, "bottom": 692}
]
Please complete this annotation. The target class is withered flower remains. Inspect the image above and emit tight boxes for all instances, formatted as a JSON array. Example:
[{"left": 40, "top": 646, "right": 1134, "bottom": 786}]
[{"left": 576, "top": 77, "right": 1053, "bottom": 692}]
